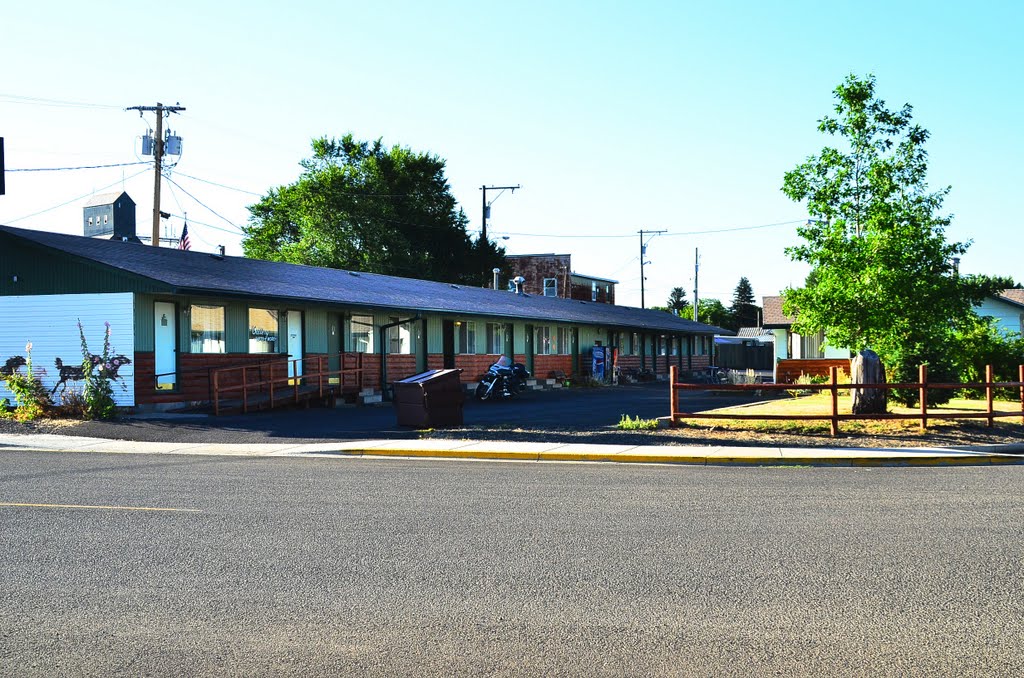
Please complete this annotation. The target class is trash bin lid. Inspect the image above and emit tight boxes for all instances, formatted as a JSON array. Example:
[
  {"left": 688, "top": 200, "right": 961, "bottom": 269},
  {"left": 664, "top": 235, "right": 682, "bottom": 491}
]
[{"left": 394, "top": 369, "right": 462, "bottom": 384}]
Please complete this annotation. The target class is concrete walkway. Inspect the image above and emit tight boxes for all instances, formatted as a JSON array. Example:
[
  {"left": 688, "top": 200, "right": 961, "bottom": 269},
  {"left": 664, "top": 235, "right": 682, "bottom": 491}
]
[{"left": 1, "top": 433, "right": 1022, "bottom": 467}]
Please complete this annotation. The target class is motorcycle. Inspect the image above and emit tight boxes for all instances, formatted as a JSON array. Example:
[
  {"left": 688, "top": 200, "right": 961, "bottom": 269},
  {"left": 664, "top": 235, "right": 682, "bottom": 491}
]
[{"left": 475, "top": 356, "right": 530, "bottom": 401}]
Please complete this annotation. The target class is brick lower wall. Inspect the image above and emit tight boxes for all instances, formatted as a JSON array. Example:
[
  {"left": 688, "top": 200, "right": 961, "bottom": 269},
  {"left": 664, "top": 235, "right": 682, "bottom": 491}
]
[
  {"left": 533, "top": 354, "right": 573, "bottom": 379},
  {"left": 135, "top": 352, "right": 289, "bottom": 405}
]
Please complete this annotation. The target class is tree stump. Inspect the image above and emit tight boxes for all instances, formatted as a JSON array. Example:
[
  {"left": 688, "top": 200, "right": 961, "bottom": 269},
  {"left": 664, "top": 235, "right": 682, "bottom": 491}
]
[{"left": 850, "top": 349, "right": 887, "bottom": 414}]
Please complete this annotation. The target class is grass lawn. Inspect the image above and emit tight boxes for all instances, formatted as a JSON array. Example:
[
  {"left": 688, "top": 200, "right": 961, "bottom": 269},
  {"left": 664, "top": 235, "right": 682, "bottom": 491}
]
[{"left": 680, "top": 393, "right": 1024, "bottom": 437}]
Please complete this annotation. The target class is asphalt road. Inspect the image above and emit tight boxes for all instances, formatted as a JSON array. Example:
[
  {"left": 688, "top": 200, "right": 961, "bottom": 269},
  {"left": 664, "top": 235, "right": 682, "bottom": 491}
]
[
  {"left": 59, "top": 381, "right": 756, "bottom": 444},
  {"left": 2, "top": 451, "right": 1022, "bottom": 676}
]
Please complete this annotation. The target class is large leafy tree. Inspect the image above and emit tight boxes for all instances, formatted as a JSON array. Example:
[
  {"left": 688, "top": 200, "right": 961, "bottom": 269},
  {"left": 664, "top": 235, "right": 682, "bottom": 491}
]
[
  {"left": 781, "top": 75, "right": 975, "bottom": 406},
  {"left": 729, "top": 277, "right": 760, "bottom": 329},
  {"left": 244, "top": 135, "right": 505, "bottom": 285}
]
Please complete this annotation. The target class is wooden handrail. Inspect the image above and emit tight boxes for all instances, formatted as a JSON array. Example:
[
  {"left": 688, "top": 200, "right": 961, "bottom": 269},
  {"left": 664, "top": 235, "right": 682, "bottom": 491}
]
[{"left": 212, "top": 354, "right": 366, "bottom": 415}]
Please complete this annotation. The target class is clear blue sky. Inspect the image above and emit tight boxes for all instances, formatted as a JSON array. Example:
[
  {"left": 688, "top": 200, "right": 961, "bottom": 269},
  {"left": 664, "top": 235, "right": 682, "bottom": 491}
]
[{"left": 3, "top": 1, "right": 1021, "bottom": 309}]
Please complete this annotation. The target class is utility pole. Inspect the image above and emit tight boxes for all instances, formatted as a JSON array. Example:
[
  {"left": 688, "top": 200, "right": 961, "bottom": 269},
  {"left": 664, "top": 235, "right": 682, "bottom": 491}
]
[
  {"left": 638, "top": 229, "right": 666, "bottom": 309},
  {"left": 480, "top": 184, "right": 520, "bottom": 240},
  {"left": 126, "top": 102, "right": 185, "bottom": 246},
  {"left": 693, "top": 247, "right": 700, "bottom": 323}
]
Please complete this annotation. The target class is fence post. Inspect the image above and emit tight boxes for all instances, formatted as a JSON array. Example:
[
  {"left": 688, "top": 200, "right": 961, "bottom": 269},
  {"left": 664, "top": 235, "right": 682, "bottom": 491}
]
[
  {"left": 919, "top": 364, "right": 928, "bottom": 433},
  {"left": 213, "top": 370, "right": 220, "bottom": 416},
  {"left": 986, "top": 364, "right": 994, "bottom": 428},
  {"left": 829, "top": 366, "right": 838, "bottom": 436},
  {"left": 242, "top": 366, "right": 249, "bottom": 414},
  {"left": 669, "top": 365, "right": 678, "bottom": 426},
  {"left": 1019, "top": 364, "right": 1023, "bottom": 425},
  {"left": 269, "top": 363, "right": 275, "bottom": 409}
]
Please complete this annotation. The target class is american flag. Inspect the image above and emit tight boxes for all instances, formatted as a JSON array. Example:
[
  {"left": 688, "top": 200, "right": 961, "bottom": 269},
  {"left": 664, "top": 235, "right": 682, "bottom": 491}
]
[{"left": 178, "top": 222, "right": 191, "bottom": 251}]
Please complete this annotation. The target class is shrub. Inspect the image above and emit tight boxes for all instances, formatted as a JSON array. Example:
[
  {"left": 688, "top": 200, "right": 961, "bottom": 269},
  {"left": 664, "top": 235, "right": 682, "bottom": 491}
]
[
  {"left": 785, "top": 373, "right": 816, "bottom": 398},
  {"left": 952, "top": 318, "right": 1024, "bottom": 400},
  {"left": 56, "top": 388, "right": 90, "bottom": 419},
  {"left": 886, "top": 344, "right": 957, "bottom": 407},
  {"left": 617, "top": 414, "right": 660, "bottom": 431}
]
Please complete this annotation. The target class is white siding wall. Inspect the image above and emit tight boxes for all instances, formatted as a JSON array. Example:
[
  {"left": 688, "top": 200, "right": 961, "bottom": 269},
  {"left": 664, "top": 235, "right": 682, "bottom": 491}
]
[
  {"left": 976, "top": 297, "right": 1024, "bottom": 338},
  {"left": 0, "top": 293, "right": 135, "bottom": 406}
]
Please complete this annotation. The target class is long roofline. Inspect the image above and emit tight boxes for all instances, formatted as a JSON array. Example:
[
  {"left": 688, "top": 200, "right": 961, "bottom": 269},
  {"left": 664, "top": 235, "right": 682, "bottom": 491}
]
[{"left": 0, "top": 225, "right": 733, "bottom": 335}]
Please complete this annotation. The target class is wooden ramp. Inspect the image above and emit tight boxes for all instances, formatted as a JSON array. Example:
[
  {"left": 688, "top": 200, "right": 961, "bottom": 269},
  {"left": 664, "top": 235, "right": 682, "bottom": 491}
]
[{"left": 212, "top": 354, "right": 365, "bottom": 415}]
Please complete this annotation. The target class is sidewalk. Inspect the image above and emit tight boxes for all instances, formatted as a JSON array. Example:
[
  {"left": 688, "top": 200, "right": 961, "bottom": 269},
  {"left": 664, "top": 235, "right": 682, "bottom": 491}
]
[{"left": 1, "top": 433, "right": 1022, "bottom": 467}]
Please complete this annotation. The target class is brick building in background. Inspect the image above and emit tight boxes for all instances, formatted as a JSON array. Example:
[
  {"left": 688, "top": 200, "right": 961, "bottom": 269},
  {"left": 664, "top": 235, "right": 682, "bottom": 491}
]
[{"left": 505, "top": 253, "right": 616, "bottom": 304}]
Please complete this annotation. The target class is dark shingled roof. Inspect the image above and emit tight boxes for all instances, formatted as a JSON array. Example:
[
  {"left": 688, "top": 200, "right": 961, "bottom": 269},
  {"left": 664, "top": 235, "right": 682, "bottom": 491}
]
[{"left": 1, "top": 225, "right": 730, "bottom": 335}]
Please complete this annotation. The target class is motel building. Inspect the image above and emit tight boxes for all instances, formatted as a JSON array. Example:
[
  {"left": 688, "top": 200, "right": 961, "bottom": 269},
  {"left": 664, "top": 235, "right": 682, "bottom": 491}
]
[{"left": 0, "top": 223, "right": 726, "bottom": 411}]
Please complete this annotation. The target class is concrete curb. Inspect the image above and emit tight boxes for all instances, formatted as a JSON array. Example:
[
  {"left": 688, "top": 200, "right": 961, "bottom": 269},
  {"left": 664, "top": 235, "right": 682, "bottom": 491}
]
[{"left": 2, "top": 434, "right": 1021, "bottom": 467}]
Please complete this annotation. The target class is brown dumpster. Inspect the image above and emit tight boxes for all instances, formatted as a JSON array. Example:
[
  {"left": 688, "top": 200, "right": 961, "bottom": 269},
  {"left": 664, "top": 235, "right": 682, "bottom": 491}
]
[{"left": 392, "top": 369, "right": 464, "bottom": 428}]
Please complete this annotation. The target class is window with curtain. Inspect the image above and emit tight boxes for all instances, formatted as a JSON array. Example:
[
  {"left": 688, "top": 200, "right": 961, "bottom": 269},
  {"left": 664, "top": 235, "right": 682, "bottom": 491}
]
[
  {"left": 631, "top": 332, "right": 640, "bottom": 355},
  {"left": 457, "top": 321, "right": 477, "bottom": 354},
  {"left": 388, "top": 317, "right": 411, "bottom": 354},
  {"left": 349, "top": 315, "right": 374, "bottom": 353},
  {"left": 556, "top": 327, "right": 569, "bottom": 354},
  {"left": 486, "top": 323, "right": 505, "bottom": 354},
  {"left": 535, "top": 326, "right": 552, "bottom": 355},
  {"left": 190, "top": 304, "right": 225, "bottom": 353},
  {"left": 248, "top": 308, "right": 279, "bottom": 353}
]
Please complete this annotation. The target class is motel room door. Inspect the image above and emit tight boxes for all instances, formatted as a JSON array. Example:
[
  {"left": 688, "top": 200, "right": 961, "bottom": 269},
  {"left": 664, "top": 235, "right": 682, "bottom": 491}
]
[
  {"left": 154, "top": 301, "right": 177, "bottom": 390},
  {"left": 442, "top": 319, "right": 456, "bottom": 369},
  {"left": 287, "top": 310, "right": 303, "bottom": 379}
]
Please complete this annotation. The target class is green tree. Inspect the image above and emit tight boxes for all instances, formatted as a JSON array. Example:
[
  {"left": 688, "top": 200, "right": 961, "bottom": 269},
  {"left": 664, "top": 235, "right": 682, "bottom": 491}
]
[
  {"left": 729, "top": 277, "right": 759, "bottom": 329},
  {"left": 781, "top": 74, "right": 974, "bottom": 407},
  {"left": 666, "top": 287, "right": 690, "bottom": 315},
  {"left": 680, "top": 299, "right": 732, "bottom": 329},
  {"left": 244, "top": 135, "right": 505, "bottom": 285}
]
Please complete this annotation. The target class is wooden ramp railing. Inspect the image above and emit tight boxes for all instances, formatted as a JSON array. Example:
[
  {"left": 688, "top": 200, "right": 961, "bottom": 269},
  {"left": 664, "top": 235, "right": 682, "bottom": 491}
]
[{"left": 212, "top": 353, "right": 364, "bottom": 416}]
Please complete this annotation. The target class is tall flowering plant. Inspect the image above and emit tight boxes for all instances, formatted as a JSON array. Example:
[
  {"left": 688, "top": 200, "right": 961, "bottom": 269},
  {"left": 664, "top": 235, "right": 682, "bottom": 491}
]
[
  {"left": 79, "top": 320, "right": 117, "bottom": 420},
  {"left": 0, "top": 341, "right": 51, "bottom": 421}
]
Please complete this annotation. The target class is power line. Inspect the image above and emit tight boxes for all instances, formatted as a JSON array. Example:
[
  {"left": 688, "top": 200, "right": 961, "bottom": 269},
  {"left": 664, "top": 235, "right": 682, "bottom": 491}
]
[
  {"left": 8, "top": 161, "right": 149, "bottom": 172},
  {"left": 173, "top": 171, "right": 263, "bottom": 196},
  {"left": 0, "top": 93, "right": 122, "bottom": 110},
  {"left": 164, "top": 212, "right": 242, "bottom": 237},
  {"left": 162, "top": 174, "right": 244, "bottom": 233},
  {"left": 5, "top": 167, "right": 152, "bottom": 224}
]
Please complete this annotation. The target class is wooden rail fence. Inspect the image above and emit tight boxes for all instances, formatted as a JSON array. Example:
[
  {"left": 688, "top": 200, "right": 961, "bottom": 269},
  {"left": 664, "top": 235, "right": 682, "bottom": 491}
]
[{"left": 669, "top": 364, "right": 1024, "bottom": 436}]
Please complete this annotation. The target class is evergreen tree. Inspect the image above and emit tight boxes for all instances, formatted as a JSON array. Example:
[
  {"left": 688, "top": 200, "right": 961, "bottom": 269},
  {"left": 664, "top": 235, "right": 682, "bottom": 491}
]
[{"left": 729, "top": 277, "right": 759, "bottom": 328}]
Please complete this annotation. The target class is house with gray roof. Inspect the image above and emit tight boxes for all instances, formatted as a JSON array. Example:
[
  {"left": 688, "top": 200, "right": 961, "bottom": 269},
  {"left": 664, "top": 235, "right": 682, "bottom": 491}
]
[{"left": 0, "top": 225, "right": 727, "bottom": 409}]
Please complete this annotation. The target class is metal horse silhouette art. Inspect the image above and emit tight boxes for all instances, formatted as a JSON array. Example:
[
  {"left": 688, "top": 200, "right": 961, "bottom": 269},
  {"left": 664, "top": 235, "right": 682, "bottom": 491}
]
[
  {"left": 51, "top": 355, "right": 132, "bottom": 395},
  {"left": 1, "top": 355, "right": 27, "bottom": 377}
]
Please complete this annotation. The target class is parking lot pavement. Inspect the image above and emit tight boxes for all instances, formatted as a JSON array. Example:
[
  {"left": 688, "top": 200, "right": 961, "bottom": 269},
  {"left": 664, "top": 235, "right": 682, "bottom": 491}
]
[{"left": 49, "top": 381, "right": 761, "bottom": 444}]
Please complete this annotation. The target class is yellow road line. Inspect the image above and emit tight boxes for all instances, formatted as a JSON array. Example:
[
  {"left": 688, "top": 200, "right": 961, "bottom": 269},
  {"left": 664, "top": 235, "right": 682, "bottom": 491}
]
[{"left": 0, "top": 502, "right": 200, "bottom": 513}]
